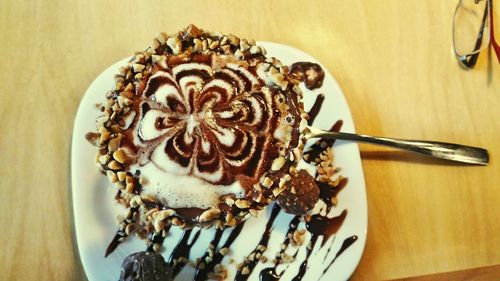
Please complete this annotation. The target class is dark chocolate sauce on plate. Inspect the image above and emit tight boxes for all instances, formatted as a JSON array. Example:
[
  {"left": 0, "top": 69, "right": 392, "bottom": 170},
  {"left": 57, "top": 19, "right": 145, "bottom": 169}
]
[
  {"left": 168, "top": 229, "right": 201, "bottom": 276},
  {"left": 234, "top": 204, "right": 281, "bottom": 281},
  {"left": 307, "top": 94, "right": 325, "bottom": 126},
  {"left": 321, "top": 235, "right": 358, "bottom": 276},
  {"left": 290, "top": 62, "right": 325, "bottom": 90},
  {"left": 194, "top": 222, "right": 245, "bottom": 281}
]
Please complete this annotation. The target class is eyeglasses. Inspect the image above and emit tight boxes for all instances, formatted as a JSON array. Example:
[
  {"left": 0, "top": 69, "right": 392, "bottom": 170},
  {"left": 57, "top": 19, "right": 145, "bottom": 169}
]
[{"left": 453, "top": 0, "right": 500, "bottom": 68}]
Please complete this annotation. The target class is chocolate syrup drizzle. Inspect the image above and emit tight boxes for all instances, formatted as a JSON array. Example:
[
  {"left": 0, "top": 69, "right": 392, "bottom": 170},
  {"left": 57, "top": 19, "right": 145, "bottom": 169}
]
[
  {"left": 234, "top": 204, "right": 281, "bottom": 281},
  {"left": 307, "top": 93, "right": 325, "bottom": 126},
  {"left": 146, "top": 226, "right": 171, "bottom": 252},
  {"left": 321, "top": 235, "right": 358, "bottom": 277},
  {"left": 105, "top": 207, "right": 138, "bottom": 257},
  {"left": 194, "top": 222, "right": 246, "bottom": 281},
  {"left": 168, "top": 229, "right": 201, "bottom": 277},
  {"left": 259, "top": 216, "right": 300, "bottom": 281}
]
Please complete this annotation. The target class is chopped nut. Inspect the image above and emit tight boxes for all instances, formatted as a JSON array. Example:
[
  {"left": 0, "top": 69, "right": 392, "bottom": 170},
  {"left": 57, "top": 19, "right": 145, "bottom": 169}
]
[
  {"left": 201, "top": 39, "right": 208, "bottom": 51},
  {"left": 125, "top": 182, "right": 134, "bottom": 193},
  {"left": 272, "top": 186, "right": 286, "bottom": 197},
  {"left": 107, "top": 134, "right": 122, "bottom": 152},
  {"left": 199, "top": 208, "right": 221, "bottom": 222},
  {"left": 235, "top": 199, "right": 251, "bottom": 209},
  {"left": 225, "top": 213, "right": 236, "bottom": 226},
  {"left": 217, "top": 44, "right": 229, "bottom": 54},
  {"left": 209, "top": 40, "right": 219, "bottom": 49},
  {"left": 151, "top": 38, "right": 160, "bottom": 50},
  {"left": 186, "top": 24, "right": 202, "bottom": 37},
  {"left": 108, "top": 160, "right": 122, "bottom": 170},
  {"left": 107, "top": 170, "right": 118, "bottom": 183},
  {"left": 240, "top": 40, "right": 250, "bottom": 51},
  {"left": 114, "top": 181, "right": 125, "bottom": 190},
  {"left": 99, "top": 130, "right": 111, "bottom": 144},
  {"left": 293, "top": 147, "right": 302, "bottom": 161},
  {"left": 171, "top": 217, "right": 184, "bottom": 227},
  {"left": 249, "top": 209, "right": 259, "bottom": 217},
  {"left": 151, "top": 55, "right": 162, "bottom": 63},
  {"left": 113, "top": 149, "right": 127, "bottom": 164},
  {"left": 257, "top": 244, "right": 266, "bottom": 252},
  {"left": 167, "top": 36, "right": 182, "bottom": 54},
  {"left": 99, "top": 154, "right": 110, "bottom": 165},
  {"left": 225, "top": 197, "right": 235, "bottom": 206},
  {"left": 292, "top": 229, "right": 306, "bottom": 246},
  {"left": 262, "top": 177, "right": 273, "bottom": 188},
  {"left": 132, "top": 63, "right": 145, "bottom": 73},
  {"left": 117, "top": 171, "right": 127, "bottom": 182},
  {"left": 241, "top": 266, "right": 250, "bottom": 275},
  {"left": 235, "top": 49, "right": 244, "bottom": 59},
  {"left": 156, "top": 32, "right": 168, "bottom": 44},
  {"left": 249, "top": 45, "right": 261, "bottom": 54},
  {"left": 271, "top": 156, "right": 286, "bottom": 171},
  {"left": 153, "top": 209, "right": 176, "bottom": 221},
  {"left": 125, "top": 224, "right": 134, "bottom": 235},
  {"left": 193, "top": 38, "right": 203, "bottom": 52},
  {"left": 145, "top": 207, "right": 159, "bottom": 217},
  {"left": 219, "top": 247, "right": 229, "bottom": 256},
  {"left": 228, "top": 34, "right": 240, "bottom": 46},
  {"left": 153, "top": 219, "right": 166, "bottom": 232},
  {"left": 220, "top": 36, "right": 229, "bottom": 45},
  {"left": 139, "top": 176, "right": 149, "bottom": 186}
]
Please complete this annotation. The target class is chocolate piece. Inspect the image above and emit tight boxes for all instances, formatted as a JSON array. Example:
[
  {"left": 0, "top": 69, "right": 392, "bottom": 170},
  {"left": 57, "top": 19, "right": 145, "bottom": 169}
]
[
  {"left": 119, "top": 251, "right": 173, "bottom": 281},
  {"left": 289, "top": 62, "right": 325, "bottom": 90},
  {"left": 276, "top": 170, "right": 319, "bottom": 215}
]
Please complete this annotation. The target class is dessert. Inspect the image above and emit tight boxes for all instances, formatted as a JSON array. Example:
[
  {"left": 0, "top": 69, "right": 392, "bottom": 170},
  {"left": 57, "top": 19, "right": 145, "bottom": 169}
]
[{"left": 86, "top": 24, "right": 311, "bottom": 233}]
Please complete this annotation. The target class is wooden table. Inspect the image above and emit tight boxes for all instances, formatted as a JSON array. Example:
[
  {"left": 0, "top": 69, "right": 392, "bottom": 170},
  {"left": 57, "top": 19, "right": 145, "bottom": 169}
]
[{"left": 1, "top": 1, "right": 499, "bottom": 280}]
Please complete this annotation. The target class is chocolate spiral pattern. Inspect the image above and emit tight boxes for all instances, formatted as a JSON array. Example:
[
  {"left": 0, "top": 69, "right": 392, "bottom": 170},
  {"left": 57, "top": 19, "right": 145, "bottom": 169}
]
[{"left": 135, "top": 62, "right": 281, "bottom": 186}]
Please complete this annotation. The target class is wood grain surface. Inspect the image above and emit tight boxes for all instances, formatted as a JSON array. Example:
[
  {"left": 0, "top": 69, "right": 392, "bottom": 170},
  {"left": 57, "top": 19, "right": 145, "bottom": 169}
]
[{"left": 0, "top": 1, "right": 499, "bottom": 280}]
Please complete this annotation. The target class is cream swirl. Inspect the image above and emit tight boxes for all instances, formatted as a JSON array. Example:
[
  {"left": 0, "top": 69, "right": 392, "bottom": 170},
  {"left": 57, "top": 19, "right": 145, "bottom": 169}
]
[{"left": 134, "top": 61, "right": 281, "bottom": 187}]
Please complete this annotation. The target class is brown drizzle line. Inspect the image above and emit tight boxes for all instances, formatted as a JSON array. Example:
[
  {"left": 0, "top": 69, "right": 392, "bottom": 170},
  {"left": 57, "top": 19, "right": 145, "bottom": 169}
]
[
  {"left": 320, "top": 235, "right": 358, "bottom": 277},
  {"left": 168, "top": 229, "right": 201, "bottom": 277},
  {"left": 105, "top": 207, "right": 138, "bottom": 257},
  {"left": 194, "top": 222, "right": 245, "bottom": 281},
  {"left": 259, "top": 216, "right": 300, "bottom": 281},
  {"left": 234, "top": 204, "right": 281, "bottom": 281},
  {"left": 146, "top": 225, "right": 171, "bottom": 252},
  {"left": 307, "top": 93, "right": 325, "bottom": 126}
]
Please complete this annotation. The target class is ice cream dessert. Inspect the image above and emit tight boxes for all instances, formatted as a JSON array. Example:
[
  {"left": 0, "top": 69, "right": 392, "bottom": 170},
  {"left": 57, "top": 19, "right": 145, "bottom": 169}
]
[{"left": 86, "top": 25, "right": 311, "bottom": 234}]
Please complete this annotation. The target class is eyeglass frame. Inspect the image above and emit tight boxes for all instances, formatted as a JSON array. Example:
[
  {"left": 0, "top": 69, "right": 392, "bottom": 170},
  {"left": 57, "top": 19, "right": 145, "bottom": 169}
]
[{"left": 453, "top": 0, "right": 500, "bottom": 68}]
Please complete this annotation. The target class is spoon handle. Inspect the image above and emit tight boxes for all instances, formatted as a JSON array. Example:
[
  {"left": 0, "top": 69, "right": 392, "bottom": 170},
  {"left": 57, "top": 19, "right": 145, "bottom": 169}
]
[{"left": 305, "top": 127, "right": 489, "bottom": 165}]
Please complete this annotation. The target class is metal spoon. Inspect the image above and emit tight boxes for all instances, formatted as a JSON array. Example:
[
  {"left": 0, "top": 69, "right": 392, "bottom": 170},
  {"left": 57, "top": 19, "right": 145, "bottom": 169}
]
[{"left": 304, "top": 126, "right": 489, "bottom": 165}]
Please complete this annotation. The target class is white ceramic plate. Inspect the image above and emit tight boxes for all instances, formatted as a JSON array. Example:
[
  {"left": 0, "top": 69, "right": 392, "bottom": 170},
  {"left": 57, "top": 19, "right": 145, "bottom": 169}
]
[{"left": 71, "top": 42, "right": 367, "bottom": 281}]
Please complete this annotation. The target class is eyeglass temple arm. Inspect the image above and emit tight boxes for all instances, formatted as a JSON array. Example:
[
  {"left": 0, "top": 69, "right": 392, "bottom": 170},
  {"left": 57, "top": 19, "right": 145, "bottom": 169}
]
[{"left": 458, "top": 1, "right": 490, "bottom": 68}]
